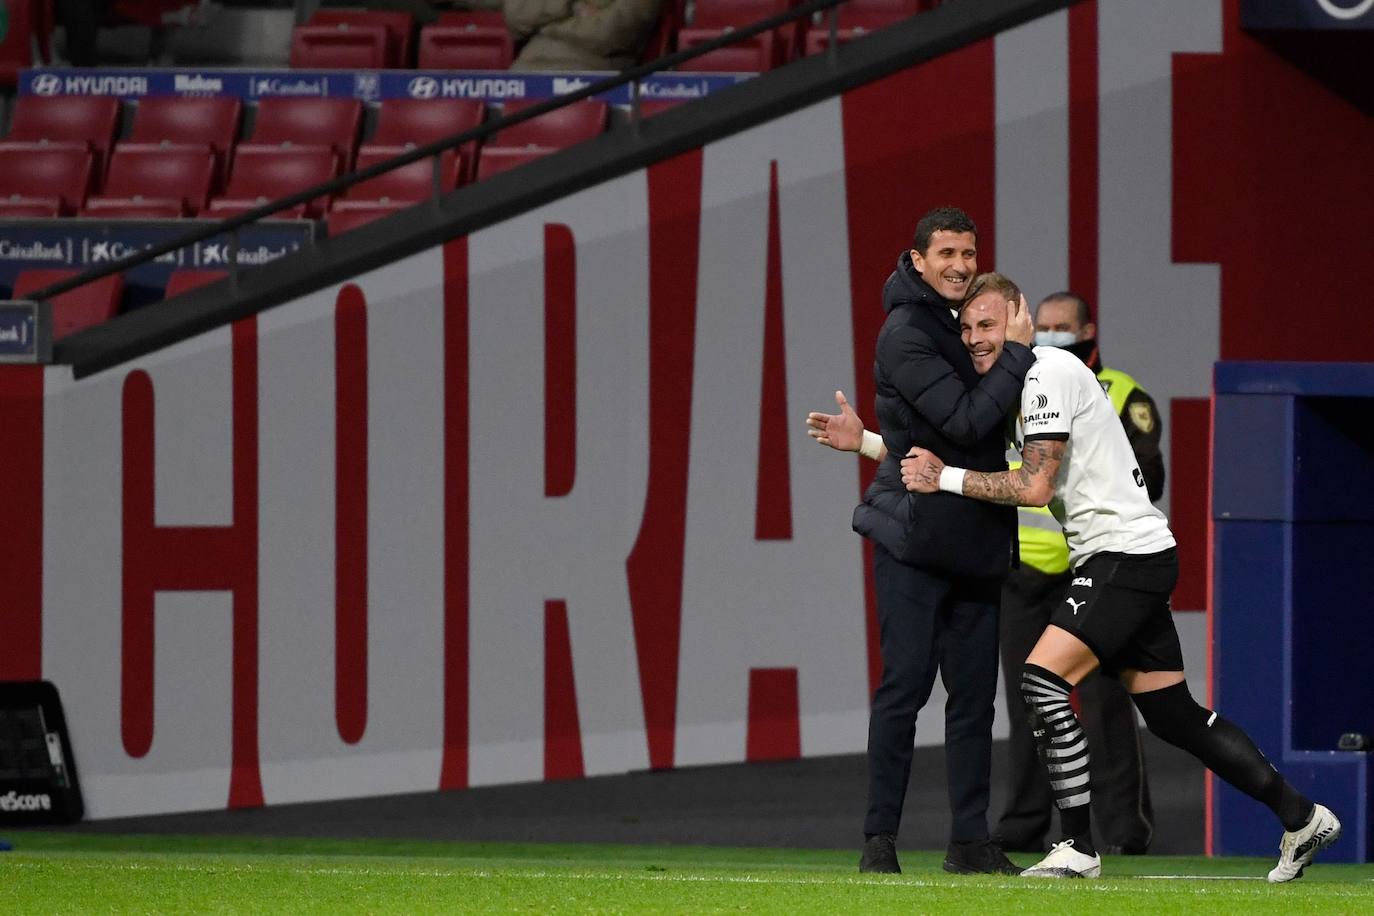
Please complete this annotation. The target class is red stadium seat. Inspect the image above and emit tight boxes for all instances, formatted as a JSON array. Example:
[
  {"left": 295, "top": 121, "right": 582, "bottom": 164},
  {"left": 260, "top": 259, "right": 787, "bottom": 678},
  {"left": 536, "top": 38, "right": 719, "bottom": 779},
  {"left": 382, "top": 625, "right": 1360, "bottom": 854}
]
[
  {"left": 641, "top": 0, "right": 686, "bottom": 61},
  {"left": 210, "top": 146, "right": 339, "bottom": 218},
  {"left": 0, "top": 201, "right": 61, "bottom": 218},
  {"left": 676, "top": 30, "right": 778, "bottom": 72},
  {"left": 290, "top": 23, "right": 390, "bottom": 69},
  {"left": 309, "top": 9, "right": 414, "bottom": 67},
  {"left": 638, "top": 99, "right": 690, "bottom": 117},
  {"left": 691, "top": 0, "right": 791, "bottom": 22},
  {"left": 435, "top": 10, "right": 507, "bottom": 26},
  {"left": 0, "top": 0, "right": 40, "bottom": 87},
  {"left": 843, "top": 0, "right": 928, "bottom": 16},
  {"left": 241, "top": 98, "right": 363, "bottom": 171},
  {"left": 163, "top": 270, "right": 228, "bottom": 299},
  {"left": 685, "top": 0, "right": 797, "bottom": 65},
  {"left": 370, "top": 98, "right": 486, "bottom": 145},
  {"left": 488, "top": 99, "right": 609, "bottom": 149},
  {"left": 341, "top": 146, "right": 464, "bottom": 205},
  {"left": 474, "top": 100, "right": 609, "bottom": 181},
  {"left": 205, "top": 199, "right": 310, "bottom": 220},
  {"left": 0, "top": 145, "right": 94, "bottom": 215},
  {"left": 3, "top": 95, "right": 121, "bottom": 175},
  {"left": 474, "top": 147, "right": 551, "bottom": 181},
  {"left": 327, "top": 200, "right": 407, "bottom": 237},
  {"left": 12, "top": 269, "right": 123, "bottom": 340},
  {"left": 79, "top": 201, "right": 185, "bottom": 219},
  {"left": 83, "top": 146, "right": 217, "bottom": 216},
  {"left": 369, "top": 99, "right": 485, "bottom": 182},
  {"left": 128, "top": 97, "right": 243, "bottom": 155},
  {"left": 803, "top": 25, "right": 868, "bottom": 55},
  {"left": 35, "top": 0, "right": 55, "bottom": 64},
  {"left": 418, "top": 19, "right": 514, "bottom": 70},
  {"left": 803, "top": 0, "right": 922, "bottom": 54}
]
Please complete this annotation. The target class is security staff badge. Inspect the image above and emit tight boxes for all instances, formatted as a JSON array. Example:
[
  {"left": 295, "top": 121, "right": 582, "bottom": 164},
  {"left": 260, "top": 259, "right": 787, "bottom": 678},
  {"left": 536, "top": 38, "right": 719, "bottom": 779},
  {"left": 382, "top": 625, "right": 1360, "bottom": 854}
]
[{"left": 1129, "top": 401, "right": 1156, "bottom": 435}]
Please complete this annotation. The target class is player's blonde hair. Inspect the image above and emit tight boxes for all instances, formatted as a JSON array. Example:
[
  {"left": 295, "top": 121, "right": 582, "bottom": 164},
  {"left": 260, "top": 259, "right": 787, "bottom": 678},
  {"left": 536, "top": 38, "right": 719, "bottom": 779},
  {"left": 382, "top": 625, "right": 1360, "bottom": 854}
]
[{"left": 960, "top": 272, "right": 1021, "bottom": 312}]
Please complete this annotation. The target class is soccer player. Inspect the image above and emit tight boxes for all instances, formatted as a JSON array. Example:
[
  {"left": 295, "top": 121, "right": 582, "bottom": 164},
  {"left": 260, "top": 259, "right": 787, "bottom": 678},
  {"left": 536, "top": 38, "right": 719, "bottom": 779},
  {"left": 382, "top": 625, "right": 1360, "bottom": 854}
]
[{"left": 895, "top": 272, "right": 1340, "bottom": 880}]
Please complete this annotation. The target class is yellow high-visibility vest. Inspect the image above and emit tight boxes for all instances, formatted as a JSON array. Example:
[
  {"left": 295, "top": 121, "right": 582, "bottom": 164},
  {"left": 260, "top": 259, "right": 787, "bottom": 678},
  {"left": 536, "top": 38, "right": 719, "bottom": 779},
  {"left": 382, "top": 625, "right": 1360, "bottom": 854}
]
[{"left": 1096, "top": 365, "right": 1143, "bottom": 420}]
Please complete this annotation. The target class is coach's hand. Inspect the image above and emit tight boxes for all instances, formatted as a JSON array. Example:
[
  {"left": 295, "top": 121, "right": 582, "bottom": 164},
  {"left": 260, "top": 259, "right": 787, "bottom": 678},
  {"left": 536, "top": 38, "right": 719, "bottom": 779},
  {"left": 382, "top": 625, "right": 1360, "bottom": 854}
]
[
  {"left": 806, "top": 390, "right": 864, "bottom": 452},
  {"left": 902, "top": 447, "right": 944, "bottom": 493},
  {"left": 1006, "top": 293, "right": 1035, "bottom": 346}
]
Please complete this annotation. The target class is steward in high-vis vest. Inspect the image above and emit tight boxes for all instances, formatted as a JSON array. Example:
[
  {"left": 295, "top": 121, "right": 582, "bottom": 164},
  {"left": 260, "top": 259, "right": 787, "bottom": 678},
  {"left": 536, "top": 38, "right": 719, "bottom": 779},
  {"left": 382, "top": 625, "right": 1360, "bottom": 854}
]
[{"left": 995, "top": 292, "right": 1163, "bottom": 857}]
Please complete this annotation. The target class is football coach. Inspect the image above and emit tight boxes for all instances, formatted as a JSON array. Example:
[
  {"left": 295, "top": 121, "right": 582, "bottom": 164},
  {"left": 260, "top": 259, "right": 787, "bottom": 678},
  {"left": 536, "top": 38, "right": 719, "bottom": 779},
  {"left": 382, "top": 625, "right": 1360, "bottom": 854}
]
[{"left": 849, "top": 207, "right": 1034, "bottom": 874}]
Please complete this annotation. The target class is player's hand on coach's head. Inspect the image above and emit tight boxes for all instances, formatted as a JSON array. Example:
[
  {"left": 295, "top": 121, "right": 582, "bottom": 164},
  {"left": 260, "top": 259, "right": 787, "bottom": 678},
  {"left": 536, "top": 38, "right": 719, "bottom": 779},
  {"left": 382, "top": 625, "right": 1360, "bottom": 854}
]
[
  {"left": 806, "top": 390, "right": 864, "bottom": 452},
  {"left": 1006, "top": 293, "right": 1035, "bottom": 346},
  {"left": 901, "top": 447, "right": 943, "bottom": 493}
]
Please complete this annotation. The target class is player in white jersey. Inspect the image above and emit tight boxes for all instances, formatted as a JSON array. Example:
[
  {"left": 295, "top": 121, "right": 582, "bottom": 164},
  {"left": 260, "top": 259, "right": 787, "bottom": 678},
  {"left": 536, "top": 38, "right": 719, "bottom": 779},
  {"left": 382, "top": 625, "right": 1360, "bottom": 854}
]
[
  {"left": 896, "top": 273, "right": 1341, "bottom": 881},
  {"left": 1009, "top": 345, "right": 1175, "bottom": 568}
]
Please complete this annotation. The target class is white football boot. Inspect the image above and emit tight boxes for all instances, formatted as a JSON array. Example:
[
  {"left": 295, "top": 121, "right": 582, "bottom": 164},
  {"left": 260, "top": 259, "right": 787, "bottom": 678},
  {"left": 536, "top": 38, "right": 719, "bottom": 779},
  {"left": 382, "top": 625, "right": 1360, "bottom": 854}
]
[
  {"left": 1020, "top": 839, "right": 1102, "bottom": 879},
  {"left": 1267, "top": 804, "right": 1341, "bottom": 883}
]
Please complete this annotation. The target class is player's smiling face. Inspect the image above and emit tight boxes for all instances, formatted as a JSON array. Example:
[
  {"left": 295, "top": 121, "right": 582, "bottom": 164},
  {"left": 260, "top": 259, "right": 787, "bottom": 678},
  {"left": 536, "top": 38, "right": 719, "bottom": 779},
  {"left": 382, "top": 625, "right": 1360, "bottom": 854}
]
[
  {"left": 912, "top": 230, "right": 977, "bottom": 302},
  {"left": 960, "top": 291, "right": 1009, "bottom": 375}
]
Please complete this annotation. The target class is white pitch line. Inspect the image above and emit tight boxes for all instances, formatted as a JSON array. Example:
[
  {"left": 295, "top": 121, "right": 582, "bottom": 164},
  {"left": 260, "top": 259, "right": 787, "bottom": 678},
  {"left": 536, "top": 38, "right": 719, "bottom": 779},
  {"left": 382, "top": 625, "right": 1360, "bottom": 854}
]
[
  {"left": 1136, "top": 875, "right": 1266, "bottom": 881},
  {"left": 8, "top": 859, "right": 1370, "bottom": 894}
]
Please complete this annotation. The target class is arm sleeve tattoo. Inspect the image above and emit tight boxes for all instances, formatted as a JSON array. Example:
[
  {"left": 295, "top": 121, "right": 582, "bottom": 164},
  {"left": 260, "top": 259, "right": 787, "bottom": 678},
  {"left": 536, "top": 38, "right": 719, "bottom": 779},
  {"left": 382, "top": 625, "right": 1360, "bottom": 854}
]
[{"left": 961, "top": 438, "right": 1066, "bottom": 506}]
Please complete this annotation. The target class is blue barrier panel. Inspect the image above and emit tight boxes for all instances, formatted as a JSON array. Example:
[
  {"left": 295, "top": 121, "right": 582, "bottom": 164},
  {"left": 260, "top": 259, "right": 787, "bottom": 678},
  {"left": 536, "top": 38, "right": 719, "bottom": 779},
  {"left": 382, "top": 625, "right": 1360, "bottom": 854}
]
[
  {"left": 19, "top": 67, "right": 749, "bottom": 103},
  {"left": 1213, "top": 361, "right": 1373, "bottom": 862},
  {"left": 0, "top": 220, "right": 317, "bottom": 309}
]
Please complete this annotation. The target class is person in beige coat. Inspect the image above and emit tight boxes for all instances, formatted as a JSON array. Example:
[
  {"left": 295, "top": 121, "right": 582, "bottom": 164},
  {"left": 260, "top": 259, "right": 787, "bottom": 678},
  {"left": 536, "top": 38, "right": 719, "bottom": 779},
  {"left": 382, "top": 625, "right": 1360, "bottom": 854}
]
[{"left": 504, "top": 0, "right": 663, "bottom": 70}]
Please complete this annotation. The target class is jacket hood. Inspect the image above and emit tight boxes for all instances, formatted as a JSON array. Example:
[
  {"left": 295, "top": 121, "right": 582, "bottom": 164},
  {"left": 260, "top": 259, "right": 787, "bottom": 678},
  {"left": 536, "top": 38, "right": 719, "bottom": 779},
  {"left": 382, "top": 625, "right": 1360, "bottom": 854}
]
[{"left": 882, "top": 250, "right": 953, "bottom": 315}]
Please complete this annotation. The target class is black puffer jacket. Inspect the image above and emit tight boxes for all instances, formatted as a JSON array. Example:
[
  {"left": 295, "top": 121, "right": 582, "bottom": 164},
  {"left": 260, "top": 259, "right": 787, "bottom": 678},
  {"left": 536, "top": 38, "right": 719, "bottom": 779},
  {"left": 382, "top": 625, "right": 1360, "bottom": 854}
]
[{"left": 852, "top": 252, "right": 1035, "bottom": 579}]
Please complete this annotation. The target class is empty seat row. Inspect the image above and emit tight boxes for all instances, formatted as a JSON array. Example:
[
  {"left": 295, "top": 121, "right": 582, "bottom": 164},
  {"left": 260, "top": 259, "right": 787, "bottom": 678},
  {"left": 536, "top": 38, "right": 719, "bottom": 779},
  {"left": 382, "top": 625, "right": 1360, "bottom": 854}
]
[
  {"left": 681, "top": 0, "right": 930, "bottom": 71},
  {"left": 291, "top": 10, "right": 513, "bottom": 70},
  {"left": 290, "top": 1, "right": 933, "bottom": 72},
  {"left": 0, "top": 96, "right": 611, "bottom": 220}
]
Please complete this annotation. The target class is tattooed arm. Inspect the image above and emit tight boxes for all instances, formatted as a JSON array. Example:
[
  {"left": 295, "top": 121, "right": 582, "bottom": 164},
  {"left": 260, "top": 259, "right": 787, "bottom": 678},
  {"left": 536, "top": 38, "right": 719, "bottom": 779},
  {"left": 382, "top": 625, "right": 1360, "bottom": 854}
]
[{"left": 900, "top": 438, "right": 1065, "bottom": 507}]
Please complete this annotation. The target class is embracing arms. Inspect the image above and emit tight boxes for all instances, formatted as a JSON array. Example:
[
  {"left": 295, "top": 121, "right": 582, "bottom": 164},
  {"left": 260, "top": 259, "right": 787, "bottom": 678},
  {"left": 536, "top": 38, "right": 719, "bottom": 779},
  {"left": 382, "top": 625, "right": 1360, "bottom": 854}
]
[
  {"left": 804, "top": 377, "right": 1066, "bottom": 509},
  {"left": 899, "top": 438, "right": 1066, "bottom": 508},
  {"left": 875, "top": 296, "right": 1035, "bottom": 447}
]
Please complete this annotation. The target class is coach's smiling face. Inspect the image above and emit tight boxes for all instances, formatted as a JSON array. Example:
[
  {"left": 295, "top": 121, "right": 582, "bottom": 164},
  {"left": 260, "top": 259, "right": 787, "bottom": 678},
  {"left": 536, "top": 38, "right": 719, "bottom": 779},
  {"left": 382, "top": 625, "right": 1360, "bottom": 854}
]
[{"left": 912, "top": 230, "right": 977, "bottom": 302}]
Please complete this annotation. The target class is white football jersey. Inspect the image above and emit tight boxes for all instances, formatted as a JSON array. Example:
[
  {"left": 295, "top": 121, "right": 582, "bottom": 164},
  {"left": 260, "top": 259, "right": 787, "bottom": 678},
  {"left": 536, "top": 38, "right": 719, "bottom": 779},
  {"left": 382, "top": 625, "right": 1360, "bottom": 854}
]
[{"left": 1015, "top": 347, "right": 1175, "bottom": 567}]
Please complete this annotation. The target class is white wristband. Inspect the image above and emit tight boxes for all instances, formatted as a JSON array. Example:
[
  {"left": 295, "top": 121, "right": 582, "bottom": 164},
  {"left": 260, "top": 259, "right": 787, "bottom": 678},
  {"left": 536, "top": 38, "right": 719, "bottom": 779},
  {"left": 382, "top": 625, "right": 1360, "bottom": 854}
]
[
  {"left": 859, "top": 429, "right": 884, "bottom": 460},
  {"left": 938, "top": 466, "right": 967, "bottom": 495}
]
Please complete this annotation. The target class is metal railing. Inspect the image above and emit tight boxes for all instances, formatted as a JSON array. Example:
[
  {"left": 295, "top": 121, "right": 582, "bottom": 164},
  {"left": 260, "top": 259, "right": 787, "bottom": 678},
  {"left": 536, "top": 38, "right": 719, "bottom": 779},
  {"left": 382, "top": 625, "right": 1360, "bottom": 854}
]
[{"left": 27, "top": 0, "right": 864, "bottom": 304}]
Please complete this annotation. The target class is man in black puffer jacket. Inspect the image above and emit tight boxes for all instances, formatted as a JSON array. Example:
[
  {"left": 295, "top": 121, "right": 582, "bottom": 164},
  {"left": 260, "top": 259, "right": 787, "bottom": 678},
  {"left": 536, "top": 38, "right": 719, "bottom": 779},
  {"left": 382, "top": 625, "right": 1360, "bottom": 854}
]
[{"left": 852, "top": 208, "right": 1035, "bottom": 875}]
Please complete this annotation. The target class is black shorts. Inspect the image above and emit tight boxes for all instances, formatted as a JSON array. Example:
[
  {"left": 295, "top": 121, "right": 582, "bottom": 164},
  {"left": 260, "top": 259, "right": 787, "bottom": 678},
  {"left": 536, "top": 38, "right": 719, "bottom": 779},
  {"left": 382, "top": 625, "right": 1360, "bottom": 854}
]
[{"left": 1049, "top": 547, "right": 1183, "bottom": 676}]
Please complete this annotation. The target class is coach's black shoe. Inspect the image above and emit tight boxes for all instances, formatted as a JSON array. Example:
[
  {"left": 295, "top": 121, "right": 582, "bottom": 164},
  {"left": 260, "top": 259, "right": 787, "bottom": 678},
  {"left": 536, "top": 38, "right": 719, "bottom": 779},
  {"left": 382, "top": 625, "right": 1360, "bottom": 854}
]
[
  {"left": 943, "top": 839, "right": 1022, "bottom": 875},
  {"left": 859, "top": 833, "right": 900, "bottom": 874}
]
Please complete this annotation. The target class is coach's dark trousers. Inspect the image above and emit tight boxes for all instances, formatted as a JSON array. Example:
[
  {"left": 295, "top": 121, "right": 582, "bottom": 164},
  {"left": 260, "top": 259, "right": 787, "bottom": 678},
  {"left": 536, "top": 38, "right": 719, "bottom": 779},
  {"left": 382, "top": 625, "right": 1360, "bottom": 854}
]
[{"left": 864, "top": 544, "right": 1001, "bottom": 841}]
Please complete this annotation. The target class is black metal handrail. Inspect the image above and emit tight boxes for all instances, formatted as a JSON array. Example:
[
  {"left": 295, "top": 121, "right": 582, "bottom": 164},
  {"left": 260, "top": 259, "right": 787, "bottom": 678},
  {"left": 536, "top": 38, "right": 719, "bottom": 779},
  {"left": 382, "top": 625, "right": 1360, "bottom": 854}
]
[{"left": 27, "top": 0, "right": 859, "bottom": 303}]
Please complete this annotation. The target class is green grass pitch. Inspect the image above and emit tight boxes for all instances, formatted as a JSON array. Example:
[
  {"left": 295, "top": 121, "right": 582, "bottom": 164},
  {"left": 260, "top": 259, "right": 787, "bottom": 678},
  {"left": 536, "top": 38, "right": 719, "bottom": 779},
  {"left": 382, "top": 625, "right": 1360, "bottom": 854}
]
[{"left": 4, "top": 832, "right": 1372, "bottom": 914}]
